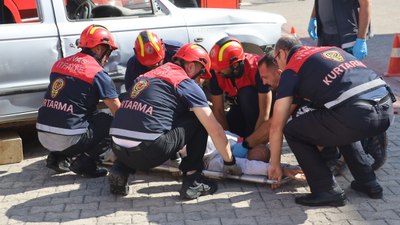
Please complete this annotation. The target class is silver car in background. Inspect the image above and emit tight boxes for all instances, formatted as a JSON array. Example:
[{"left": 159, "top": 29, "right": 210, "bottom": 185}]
[{"left": 0, "top": 0, "right": 285, "bottom": 127}]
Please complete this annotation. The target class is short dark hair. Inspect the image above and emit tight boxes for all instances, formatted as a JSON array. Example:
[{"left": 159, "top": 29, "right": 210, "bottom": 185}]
[
  {"left": 258, "top": 48, "right": 278, "bottom": 70},
  {"left": 275, "top": 35, "right": 302, "bottom": 52}
]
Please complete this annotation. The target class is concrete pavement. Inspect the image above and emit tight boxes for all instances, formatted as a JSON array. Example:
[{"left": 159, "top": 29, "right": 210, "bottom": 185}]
[
  {"left": 0, "top": 113, "right": 397, "bottom": 225},
  {"left": 1, "top": 115, "right": 399, "bottom": 224},
  {"left": 1, "top": 0, "right": 400, "bottom": 224}
]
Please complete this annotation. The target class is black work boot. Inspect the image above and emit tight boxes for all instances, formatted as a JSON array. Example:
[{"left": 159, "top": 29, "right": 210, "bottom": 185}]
[
  {"left": 109, "top": 161, "right": 134, "bottom": 196},
  {"left": 69, "top": 153, "right": 108, "bottom": 178},
  {"left": 362, "top": 132, "right": 388, "bottom": 170},
  {"left": 295, "top": 182, "right": 346, "bottom": 207},
  {"left": 351, "top": 180, "right": 383, "bottom": 199},
  {"left": 295, "top": 189, "right": 347, "bottom": 207},
  {"left": 46, "top": 152, "right": 71, "bottom": 173},
  {"left": 295, "top": 181, "right": 346, "bottom": 207},
  {"left": 180, "top": 171, "right": 218, "bottom": 199}
]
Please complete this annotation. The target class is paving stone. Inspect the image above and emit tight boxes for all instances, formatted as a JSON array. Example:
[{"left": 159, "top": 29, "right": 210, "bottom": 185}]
[
  {"left": 166, "top": 211, "right": 202, "bottom": 222},
  {"left": 149, "top": 204, "right": 182, "bottom": 214},
  {"left": 184, "top": 218, "right": 221, "bottom": 225},
  {"left": 0, "top": 112, "right": 399, "bottom": 225},
  {"left": 254, "top": 214, "right": 293, "bottom": 224},
  {"left": 359, "top": 210, "right": 400, "bottom": 220}
]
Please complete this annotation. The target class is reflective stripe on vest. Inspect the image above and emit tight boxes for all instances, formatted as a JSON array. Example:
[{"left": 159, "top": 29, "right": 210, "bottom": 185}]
[
  {"left": 324, "top": 79, "right": 387, "bottom": 109},
  {"left": 110, "top": 128, "right": 162, "bottom": 141},
  {"left": 36, "top": 123, "right": 87, "bottom": 135}
]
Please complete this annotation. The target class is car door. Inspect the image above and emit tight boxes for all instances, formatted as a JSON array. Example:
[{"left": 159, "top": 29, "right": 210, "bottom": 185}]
[
  {"left": 0, "top": 0, "right": 61, "bottom": 124},
  {"left": 53, "top": 0, "right": 189, "bottom": 92}
]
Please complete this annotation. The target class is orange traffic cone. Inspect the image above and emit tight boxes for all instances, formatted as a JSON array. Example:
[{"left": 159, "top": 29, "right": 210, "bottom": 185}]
[
  {"left": 385, "top": 33, "right": 400, "bottom": 76},
  {"left": 290, "top": 26, "right": 297, "bottom": 38}
]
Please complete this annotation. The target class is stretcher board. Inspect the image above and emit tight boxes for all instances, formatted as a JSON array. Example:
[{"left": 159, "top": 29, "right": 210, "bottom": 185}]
[{"left": 152, "top": 164, "right": 292, "bottom": 185}]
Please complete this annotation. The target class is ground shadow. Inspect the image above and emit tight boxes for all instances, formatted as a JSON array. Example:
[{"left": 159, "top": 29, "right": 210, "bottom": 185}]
[{"left": 6, "top": 168, "right": 308, "bottom": 224}]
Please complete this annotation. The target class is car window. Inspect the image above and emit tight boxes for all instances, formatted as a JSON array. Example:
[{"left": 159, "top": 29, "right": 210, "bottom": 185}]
[
  {"left": 0, "top": 0, "right": 40, "bottom": 24},
  {"left": 66, "top": 0, "right": 153, "bottom": 21}
]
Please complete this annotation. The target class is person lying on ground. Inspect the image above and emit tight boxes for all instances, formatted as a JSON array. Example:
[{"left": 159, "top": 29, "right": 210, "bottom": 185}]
[{"left": 177, "top": 131, "right": 305, "bottom": 183}]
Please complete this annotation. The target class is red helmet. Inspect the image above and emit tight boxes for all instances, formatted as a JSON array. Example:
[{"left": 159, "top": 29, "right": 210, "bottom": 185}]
[
  {"left": 134, "top": 30, "right": 166, "bottom": 67},
  {"left": 209, "top": 37, "right": 244, "bottom": 70},
  {"left": 172, "top": 43, "right": 212, "bottom": 80},
  {"left": 78, "top": 24, "right": 118, "bottom": 50}
]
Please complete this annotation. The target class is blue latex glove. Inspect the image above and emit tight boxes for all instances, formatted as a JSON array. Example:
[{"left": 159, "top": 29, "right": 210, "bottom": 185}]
[
  {"left": 308, "top": 17, "right": 318, "bottom": 40},
  {"left": 352, "top": 38, "right": 368, "bottom": 60},
  {"left": 231, "top": 143, "right": 248, "bottom": 158}
]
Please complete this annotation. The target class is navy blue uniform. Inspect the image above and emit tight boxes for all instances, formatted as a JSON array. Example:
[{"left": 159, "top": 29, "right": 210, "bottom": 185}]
[
  {"left": 37, "top": 52, "right": 118, "bottom": 158},
  {"left": 111, "top": 62, "right": 209, "bottom": 172},
  {"left": 315, "top": 0, "right": 371, "bottom": 50},
  {"left": 124, "top": 40, "right": 182, "bottom": 91},
  {"left": 279, "top": 46, "right": 394, "bottom": 193}
]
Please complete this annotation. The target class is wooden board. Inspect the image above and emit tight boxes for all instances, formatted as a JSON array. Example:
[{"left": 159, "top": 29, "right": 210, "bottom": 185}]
[{"left": 0, "top": 131, "right": 23, "bottom": 165}]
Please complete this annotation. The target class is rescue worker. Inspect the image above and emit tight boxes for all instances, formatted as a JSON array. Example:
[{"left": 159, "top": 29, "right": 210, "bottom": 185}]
[
  {"left": 209, "top": 37, "right": 273, "bottom": 139},
  {"left": 263, "top": 35, "right": 394, "bottom": 206},
  {"left": 308, "top": 0, "right": 371, "bottom": 60},
  {"left": 308, "top": 0, "right": 387, "bottom": 170},
  {"left": 124, "top": 30, "right": 182, "bottom": 91},
  {"left": 36, "top": 24, "right": 121, "bottom": 178},
  {"left": 108, "top": 43, "right": 242, "bottom": 199}
]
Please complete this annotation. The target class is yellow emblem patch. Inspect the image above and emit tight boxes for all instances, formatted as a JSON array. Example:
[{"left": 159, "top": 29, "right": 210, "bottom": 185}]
[
  {"left": 131, "top": 80, "right": 149, "bottom": 98},
  {"left": 321, "top": 50, "right": 345, "bottom": 62},
  {"left": 51, "top": 78, "right": 65, "bottom": 98}
]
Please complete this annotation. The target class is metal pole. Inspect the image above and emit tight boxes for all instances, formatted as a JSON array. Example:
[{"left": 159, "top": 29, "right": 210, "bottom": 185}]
[{"left": 152, "top": 165, "right": 292, "bottom": 185}]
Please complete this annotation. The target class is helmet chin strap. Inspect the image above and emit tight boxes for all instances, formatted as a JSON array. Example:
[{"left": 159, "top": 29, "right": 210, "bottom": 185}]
[
  {"left": 81, "top": 46, "right": 111, "bottom": 66},
  {"left": 191, "top": 68, "right": 206, "bottom": 80},
  {"left": 220, "top": 61, "right": 244, "bottom": 79},
  {"left": 175, "top": 59, "right": 204, "bottom": 80},
  {"left": 229, "top": 60, "right": 244, "bottom": 78},
  {"left": 81, "top": 48, "right": 103, "bottom": 65}
]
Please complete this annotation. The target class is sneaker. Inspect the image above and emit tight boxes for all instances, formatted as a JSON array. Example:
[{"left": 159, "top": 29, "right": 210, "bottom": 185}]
[
  {"left": 362, "top": 132, "right": 388, "bottom": 170},
  {"left": 351, "top": 180, "right": 383, "bottom": 199},
  {"left": 69, "top": 153, "right": 108, "bottom": 178},
  {"left": 46, "top": 152, "right": 70, "bottom": 173},
  {"left": 180, "top": 171, "right": 218, "bottom": 199}
]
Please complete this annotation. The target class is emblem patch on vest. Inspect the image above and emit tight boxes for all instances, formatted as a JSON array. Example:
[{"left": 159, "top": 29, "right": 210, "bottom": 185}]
[
  {"left": 51, "top": 78, "right": 66, "bottom": 98},
  {"left": 321, "top": 50, "right": 345, "bottom": 62},
  {"left": 131, "top": 80, "right": 149, "bottom": 98}
]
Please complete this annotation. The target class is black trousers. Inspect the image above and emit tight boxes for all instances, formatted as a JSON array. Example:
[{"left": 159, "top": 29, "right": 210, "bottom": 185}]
[
  {"left": 284, "top": 98, "right": 393, "bottom": 193},
  {"left": 113, "top": 112, "right": 208, "bottom": 173},
  {"left": 227, "top": 86, "right": 260, "bottom": 137},
  {"left": 318, "top": 32, "right": 353, "bottom": 53},
  {"left": 61, "top": 111, "right": 113, "bottom": 161}
]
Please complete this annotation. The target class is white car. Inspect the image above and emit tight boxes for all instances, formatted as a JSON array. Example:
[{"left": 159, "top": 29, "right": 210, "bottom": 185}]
[{"left": 0, "top": 0, "right": 285, "bottom": 126}]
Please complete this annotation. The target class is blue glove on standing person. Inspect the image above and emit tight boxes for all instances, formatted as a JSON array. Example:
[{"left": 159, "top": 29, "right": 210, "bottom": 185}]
[
  {"left": 352, "top": 38, "right": 368, "bottom": 60},
  {"left": 308, "top": 17, "right": 318, "bottom": 40}
]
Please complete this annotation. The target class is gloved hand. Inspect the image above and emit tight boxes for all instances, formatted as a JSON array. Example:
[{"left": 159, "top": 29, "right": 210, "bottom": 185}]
[
  {"left": 232, "top": 143, "right": 248, "bottom": 158},
  {"left": 352, "top": 38, "right": 368, "bottom": 60},
  {"left": 308, "top": 17, "right": 318, "bottom": 40},
  {"left": 223, "top": 156, "right": 242, "bottom": 176}
]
